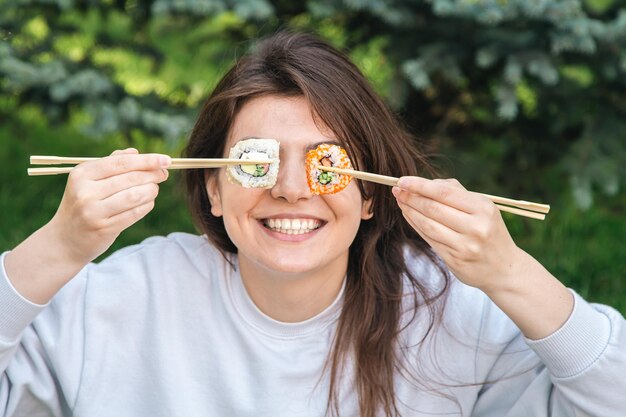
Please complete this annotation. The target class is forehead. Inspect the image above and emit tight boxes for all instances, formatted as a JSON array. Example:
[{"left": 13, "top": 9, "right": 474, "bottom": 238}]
[{"left": 227, "top": 95, "right": 338, "bottom": 151}]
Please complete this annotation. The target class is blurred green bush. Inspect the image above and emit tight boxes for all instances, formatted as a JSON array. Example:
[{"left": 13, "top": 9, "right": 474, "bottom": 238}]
[{"left": 1, "top": 0, "right": 624, "bottom": 312}]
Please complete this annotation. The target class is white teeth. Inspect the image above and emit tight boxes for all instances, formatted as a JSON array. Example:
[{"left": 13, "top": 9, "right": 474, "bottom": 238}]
[{"left": 263, "top": 218, "right": 322, "bottom": 234}]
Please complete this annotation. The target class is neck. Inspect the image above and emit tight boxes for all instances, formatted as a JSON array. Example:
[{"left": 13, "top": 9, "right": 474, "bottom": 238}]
[{"left": 238, "top": 256, "right": 347, "bottom": 323}]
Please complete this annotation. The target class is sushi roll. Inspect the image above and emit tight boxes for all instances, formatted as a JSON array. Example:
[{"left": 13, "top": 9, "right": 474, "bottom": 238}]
[
  {"left": 227, "top": 138, "right": 280, "bottom": 188},
  {"left": 305, "top": 143, "right": 353, "bottom": 195}
]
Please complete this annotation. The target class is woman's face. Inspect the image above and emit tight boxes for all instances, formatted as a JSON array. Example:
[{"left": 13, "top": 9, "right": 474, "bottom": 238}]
[{"left": 206, "top": 95, "right": 372, "bottom": 279}]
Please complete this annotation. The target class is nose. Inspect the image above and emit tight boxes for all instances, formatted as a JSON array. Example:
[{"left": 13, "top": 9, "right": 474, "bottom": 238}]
[{"left": 270, "top": 152, "right": 313, "bottom": 203}]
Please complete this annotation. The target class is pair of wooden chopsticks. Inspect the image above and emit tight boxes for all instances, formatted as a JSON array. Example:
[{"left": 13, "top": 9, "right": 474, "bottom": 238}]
[
  {"left": 27, "top": 155, "right": 548, "bottom": 220},
  {"left": 27, "top": 155, "right": 275, "bottom": 176},
  {"left": 316, "top": 165, "right": 550, "bottom": 221}
]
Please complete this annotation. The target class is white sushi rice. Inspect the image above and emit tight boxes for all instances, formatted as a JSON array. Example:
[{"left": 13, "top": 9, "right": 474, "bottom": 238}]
[{"left": 227, "top": 138, "right": 280, "bottom": 188}]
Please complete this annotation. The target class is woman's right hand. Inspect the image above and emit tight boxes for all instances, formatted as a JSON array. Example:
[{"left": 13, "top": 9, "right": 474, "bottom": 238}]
[
  {"left": 48, "top": 148, "right": 171, "bottom": 265},
  {"left": 3, "top": 148, "right": 170, "bottom": 304}
]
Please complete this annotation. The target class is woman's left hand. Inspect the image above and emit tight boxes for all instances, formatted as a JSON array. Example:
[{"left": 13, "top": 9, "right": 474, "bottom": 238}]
[{"left": 392, "top": 176, "right": 525, "bottom": 292}]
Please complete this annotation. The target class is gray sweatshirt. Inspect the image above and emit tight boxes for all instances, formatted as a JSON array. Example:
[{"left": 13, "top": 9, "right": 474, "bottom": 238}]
[{"left": 1, "top": 233, "right": 625, "bottom": 416}]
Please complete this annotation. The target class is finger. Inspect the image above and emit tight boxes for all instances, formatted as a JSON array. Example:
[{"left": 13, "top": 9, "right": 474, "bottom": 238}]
[
  {"left": 397, "top": 200, "right": 460, "bottom": 255},
  {"left": 393, "top": 187, "right": 471, "bottom": 234},
  {"left": 399, "top": 206, "right": 459, "bottom": 262},
  {"left": 106, "top": 200, "right": 156, "bottom": 232},
  {"left": 397, "top": 176, "right": 476, "bottom": 214},
  {"left": 78, "top": 153, "right": 171, "bottom": 180},
  {"left": 110, "top": 148, "right": 139, "bottom": 156},
  {"left": 95, "top": 169, "right": 169, "bottom": 200},
  {"left": 98, "top": 183, "right": 160, "bottom": 219},
  {"left": 400, "top": 206, "right": 451, "bottom": 252},
  {"left": 442, "top": 178, "right": 466, "bottom": 190}
]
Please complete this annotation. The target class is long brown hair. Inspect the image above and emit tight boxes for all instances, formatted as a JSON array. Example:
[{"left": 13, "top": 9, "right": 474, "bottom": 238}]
[{"left": 183, "top": 31, "right": 451, "bottom": 417}]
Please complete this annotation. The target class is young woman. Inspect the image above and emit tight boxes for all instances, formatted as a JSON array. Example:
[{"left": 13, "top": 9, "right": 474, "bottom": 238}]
[{"left": 2, "top": 31, "right": 625, "bottom": 417}]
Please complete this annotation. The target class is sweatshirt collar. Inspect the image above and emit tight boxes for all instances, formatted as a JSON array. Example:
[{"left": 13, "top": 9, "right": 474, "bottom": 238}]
[{"left": 225, "top": 255, "right": 345, "bottom": 339}]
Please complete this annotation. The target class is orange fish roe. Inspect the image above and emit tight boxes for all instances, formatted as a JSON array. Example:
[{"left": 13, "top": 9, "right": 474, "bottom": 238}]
[{"left": 305, "top": 144, "right": 353, "bottom": 195}]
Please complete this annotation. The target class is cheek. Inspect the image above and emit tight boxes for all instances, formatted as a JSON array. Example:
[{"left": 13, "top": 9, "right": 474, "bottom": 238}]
[
  {"left": 223, "top": 190, "right": 262, "bottom": 212},
  {"left": 219, "top": 185, "right": 266, "bottom": 229},
  {"left": 220, "top": 195, "right": 258, "bottom": 247},
  {"left": 324, "top": 185, "right": 365, "bottom": 222}
]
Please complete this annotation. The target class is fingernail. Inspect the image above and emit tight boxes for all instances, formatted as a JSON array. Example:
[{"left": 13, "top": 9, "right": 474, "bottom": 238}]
[
  {"left": 397, "top": 177, "right": 408, "bottom": 188},
  {"left": 391, "top": 186, "right": 401, "bottom": 197},
  {"left": 160, "top": 155, "right": 171, "bottom": 167}
]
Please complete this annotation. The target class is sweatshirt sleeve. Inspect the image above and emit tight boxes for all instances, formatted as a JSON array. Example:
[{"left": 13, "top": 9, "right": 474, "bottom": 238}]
[
  {"left": 0, "top": 251, "right": 87, "bottom": 416},
  {"left": 472, "top": 289, "right": 626, "bottom": 417}
]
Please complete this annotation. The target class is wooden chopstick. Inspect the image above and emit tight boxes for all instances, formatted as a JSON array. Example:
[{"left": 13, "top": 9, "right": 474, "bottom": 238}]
[
  {"left": 30, "top": 155, "right": 275, "bottom": 166},
  {"left": 27, "top": 164, "right": 255, "bottom": 176},
  {"left": 28, "top": 167, "right": 76, "bottom": 176},
  {"left": 317, "top": 166, "right": 400, "bottom": 187},
  {"left": 493, "top": 204, "right": 545, "bottom": 220},
  {"left": 316, "top": 165, "right": 549, "bottom": 220},
  {"left": 477, "top": 193, "right": 549, "bottom": 214},
  {"left": 28, "top": 155, "right": 276, "bottom": 176}
]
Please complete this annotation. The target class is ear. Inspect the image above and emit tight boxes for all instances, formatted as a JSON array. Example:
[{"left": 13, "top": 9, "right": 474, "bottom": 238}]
[
  {"left": 205, "top": 171, "right": 223, "bottom": 217},
  {"left": 361, "top": 198, "right": 374, "bottom": 220}
]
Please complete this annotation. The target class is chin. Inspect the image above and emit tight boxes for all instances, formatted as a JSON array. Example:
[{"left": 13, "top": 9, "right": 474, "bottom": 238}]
[{"left": 264, "top": 260, "right": 318, "bottom": 275}]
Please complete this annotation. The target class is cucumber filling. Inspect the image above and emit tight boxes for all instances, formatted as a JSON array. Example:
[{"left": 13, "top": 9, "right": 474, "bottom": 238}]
[
  {"left": 241, "top": 163, "right": 269, "bottom": 177},
  {"left": 317, "top": 171, "right": 334, "bottom": 185}
]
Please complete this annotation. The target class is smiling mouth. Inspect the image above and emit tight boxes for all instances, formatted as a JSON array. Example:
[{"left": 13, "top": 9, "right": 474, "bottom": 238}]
[{"left": 262, "top": 218, "right": 323, "bottom": 235}]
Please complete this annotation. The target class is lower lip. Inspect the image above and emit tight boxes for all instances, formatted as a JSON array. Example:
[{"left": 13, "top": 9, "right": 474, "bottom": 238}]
[{"left": 258, "top": 220, "right": 323, "bottom": 242}]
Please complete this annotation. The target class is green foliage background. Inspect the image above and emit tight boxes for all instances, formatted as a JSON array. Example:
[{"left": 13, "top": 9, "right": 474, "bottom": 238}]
[{"left": 1, "top": 0, "right": 625, "bottom": 312}]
